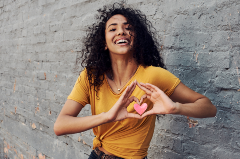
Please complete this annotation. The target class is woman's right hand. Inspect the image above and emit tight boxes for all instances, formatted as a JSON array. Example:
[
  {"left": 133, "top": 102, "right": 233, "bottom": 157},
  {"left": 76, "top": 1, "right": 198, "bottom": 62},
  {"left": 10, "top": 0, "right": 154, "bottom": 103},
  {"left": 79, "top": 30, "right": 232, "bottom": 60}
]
[{"left": 105, "top": 80, "right": 141, "bottom": 122}]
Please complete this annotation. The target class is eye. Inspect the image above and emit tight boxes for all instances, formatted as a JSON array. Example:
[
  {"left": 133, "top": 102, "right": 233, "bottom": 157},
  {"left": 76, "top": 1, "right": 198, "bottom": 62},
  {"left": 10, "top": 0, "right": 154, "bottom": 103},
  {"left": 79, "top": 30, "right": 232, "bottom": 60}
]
[
  {"left": 109, "top": 28, "right": 116, "bottom": 32},
  {"left": 126, "top": 25, "right": 133, "bottom": 31}
]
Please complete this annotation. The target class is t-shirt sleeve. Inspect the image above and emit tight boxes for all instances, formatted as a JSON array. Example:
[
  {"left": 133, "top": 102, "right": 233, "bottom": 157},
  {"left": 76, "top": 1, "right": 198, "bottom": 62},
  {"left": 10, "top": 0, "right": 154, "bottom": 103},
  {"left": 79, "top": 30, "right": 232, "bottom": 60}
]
[
  {"left": 67, "top": 68, "right": 90, "bottom": 106},
  {"left": 153, "top": 68, "right": 181, "bottom": 97}
]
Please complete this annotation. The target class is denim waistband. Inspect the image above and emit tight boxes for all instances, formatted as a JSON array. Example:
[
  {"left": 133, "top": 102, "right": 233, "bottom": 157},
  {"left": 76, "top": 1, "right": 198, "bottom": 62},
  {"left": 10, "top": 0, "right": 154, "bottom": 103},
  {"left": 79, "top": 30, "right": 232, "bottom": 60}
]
[{"left": 88, "top": 147, "right": 148, "bottom": 159}]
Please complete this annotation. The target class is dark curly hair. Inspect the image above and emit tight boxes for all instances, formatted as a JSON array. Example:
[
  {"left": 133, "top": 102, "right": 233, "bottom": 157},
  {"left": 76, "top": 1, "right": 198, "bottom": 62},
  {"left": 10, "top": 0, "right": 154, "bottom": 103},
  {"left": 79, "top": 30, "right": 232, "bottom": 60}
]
[{"left": 77, "top": 3, "right": 165, "bottom": 92}]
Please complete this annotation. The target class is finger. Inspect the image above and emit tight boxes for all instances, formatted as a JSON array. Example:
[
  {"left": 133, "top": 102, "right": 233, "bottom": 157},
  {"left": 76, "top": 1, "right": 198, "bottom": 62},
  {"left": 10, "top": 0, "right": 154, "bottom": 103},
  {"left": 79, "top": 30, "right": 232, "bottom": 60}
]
[
  {"left": 139, "top": 94, "right": 147, "bottom": 104},
  {"left": 140, "top": 83, "right": 154, "bottom": 91},
  {"left": 145, "top": 94, "right": 151, "bottom": 100},
  {"left": 128, "top": 96, "right": 140, "bottom": 105},
  {"left": 137, "top": 83, "right": 147, "bottom": 91},
  {"left": 145, "top": 83, "right": 162, "bottom": 92},
  {"left": 138, "top": 83, "right": 152, "bottom": 95},
  {"left": 141, "top": 109, "right": 155, "bottom": 118},
  {"left": 126, "top": 80, "right": 135, "bottom": 91},
  {"left": 126, "top": 113, "right": 141, "bottom": 119},
  {"left": 143, "top": 84, "right": 156, "bottom": 92},
  {"left": 121, "top": 86, "right": 129, "bottom": 98},
  {"left": 126, "top": 81, "right": 137, "bottom": 97},
  {"left": 136, "top": 81, "right": 142, "bottom": 88},
  {"left": 123, "top": 81, "right": 135, "bottom": 97}
]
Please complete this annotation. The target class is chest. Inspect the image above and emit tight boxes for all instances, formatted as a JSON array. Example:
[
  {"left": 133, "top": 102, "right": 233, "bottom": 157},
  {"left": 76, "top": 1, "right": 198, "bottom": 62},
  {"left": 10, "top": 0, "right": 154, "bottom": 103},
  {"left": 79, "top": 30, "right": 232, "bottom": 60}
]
[{"left": 91, "top": 82, "right": 147, "bottom": 115}]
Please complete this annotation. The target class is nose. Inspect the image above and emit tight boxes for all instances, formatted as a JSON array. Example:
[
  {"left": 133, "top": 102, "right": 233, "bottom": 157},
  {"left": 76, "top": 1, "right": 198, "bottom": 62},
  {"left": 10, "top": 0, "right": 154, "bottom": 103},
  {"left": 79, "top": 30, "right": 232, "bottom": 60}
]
[{"left": 117, "top": 27, "right": 125, "bottom": 36}]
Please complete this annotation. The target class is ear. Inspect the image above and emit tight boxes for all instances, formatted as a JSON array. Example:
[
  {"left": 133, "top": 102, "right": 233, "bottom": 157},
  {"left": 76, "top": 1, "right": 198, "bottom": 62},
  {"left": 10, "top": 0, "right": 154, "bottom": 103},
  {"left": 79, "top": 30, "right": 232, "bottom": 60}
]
[{"left": 105, "top": 45, "right": 108, "bottom": 50}]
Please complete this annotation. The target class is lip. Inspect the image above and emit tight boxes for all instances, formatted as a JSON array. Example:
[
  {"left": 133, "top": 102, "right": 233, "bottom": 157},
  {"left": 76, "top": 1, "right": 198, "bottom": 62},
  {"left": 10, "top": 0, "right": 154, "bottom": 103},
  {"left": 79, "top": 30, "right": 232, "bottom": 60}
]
[{"left": 114, "top": 38, "right": 130, "bottom": 45}]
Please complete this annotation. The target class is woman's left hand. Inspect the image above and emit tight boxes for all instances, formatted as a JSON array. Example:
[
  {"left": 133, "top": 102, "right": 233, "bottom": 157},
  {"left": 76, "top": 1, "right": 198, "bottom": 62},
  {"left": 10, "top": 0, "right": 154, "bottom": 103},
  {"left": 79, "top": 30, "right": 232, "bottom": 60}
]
[{"left": 137, "top": 82, "right": 178, "bottom": 118}]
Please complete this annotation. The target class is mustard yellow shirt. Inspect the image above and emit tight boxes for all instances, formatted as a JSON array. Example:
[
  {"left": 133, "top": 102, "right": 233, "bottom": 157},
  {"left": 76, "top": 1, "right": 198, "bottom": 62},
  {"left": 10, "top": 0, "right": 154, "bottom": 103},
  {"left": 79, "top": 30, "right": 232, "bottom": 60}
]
[{"left": 68, "top": 65, "right": 180, "bottom": 159}]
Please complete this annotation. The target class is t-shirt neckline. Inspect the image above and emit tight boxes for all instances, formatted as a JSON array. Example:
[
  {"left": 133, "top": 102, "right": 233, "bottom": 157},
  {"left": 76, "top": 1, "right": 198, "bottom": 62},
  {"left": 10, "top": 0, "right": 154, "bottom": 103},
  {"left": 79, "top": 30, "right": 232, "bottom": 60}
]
[{"left": 104, "top": 65, "right": 142, "bottom": 95}]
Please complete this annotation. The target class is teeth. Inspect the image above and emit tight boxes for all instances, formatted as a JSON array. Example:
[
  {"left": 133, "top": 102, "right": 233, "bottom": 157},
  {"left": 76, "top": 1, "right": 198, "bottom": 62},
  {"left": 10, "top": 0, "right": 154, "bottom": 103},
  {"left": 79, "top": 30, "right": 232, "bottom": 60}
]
[{"left": 116, "top": 39, "right": 128, "bottom": 44}]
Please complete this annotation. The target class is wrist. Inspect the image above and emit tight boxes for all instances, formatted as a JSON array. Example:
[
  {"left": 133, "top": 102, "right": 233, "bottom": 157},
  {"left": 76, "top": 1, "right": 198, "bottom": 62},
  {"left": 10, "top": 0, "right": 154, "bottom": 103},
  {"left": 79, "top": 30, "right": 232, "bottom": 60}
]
[
  {"left": 99, "top": 112, "right": 109, "bottom": 124},
  {"left": 100, "top": 111, "right": 117, "bottom": 124},
  {"left": 172, "top": 102, "right": 181, "bottom": 115}
]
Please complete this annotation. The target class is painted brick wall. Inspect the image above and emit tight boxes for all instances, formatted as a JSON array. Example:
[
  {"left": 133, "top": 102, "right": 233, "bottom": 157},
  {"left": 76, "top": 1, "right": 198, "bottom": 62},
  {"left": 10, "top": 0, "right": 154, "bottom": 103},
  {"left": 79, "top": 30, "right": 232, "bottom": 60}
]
[{"left": 0, "top": 0, "right": 239, "bottom": 158}]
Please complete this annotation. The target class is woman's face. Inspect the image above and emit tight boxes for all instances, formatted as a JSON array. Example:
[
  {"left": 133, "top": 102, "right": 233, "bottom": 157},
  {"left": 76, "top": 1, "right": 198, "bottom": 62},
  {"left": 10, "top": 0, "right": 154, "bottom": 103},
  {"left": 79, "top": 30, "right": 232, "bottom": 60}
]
[{"left": 105, "top": 14, "right": 134, "bottom": 56}]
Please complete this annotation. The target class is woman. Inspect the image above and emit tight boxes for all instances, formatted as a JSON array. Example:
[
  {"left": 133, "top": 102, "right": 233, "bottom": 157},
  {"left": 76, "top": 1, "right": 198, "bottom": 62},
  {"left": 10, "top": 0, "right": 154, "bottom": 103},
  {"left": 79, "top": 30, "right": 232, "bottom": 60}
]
[{"left": 54, "top": 4, "right": 217, "bottom": 159}]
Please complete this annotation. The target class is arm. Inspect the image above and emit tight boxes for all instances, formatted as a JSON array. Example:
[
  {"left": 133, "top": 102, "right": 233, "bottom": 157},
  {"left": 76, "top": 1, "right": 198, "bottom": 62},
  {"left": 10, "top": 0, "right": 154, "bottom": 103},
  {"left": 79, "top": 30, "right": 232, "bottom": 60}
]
[
  {"left": 54, "top": 80, "right": 141, "bottom": 136},
  {"left": 54, "top": 99, "right": 108, "bottom": 136},
  {"left": 170, "top": 82, "right": 217, "bottom": 118},
  {"left": 138, "top": 82, "right": 217, "bottom": 118}
]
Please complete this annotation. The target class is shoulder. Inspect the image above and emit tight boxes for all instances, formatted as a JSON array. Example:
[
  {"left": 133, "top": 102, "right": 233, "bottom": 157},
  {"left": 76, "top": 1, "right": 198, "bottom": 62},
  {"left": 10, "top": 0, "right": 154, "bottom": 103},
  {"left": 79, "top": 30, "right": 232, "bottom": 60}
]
[
  {"left": 141, "top": 65, "right": 173, "bottom": 77},
  {"left": 77, "top": 68, "right": 88, "bottom": 81},
  {"left": 74, "top": 68, "right": 90, "bottom": 89},
  {"left": 80, "top": 68, "right": 88, "bottom": 76},
  {"left": 140, "top": 65, "right": 180, "bottom": 96}
]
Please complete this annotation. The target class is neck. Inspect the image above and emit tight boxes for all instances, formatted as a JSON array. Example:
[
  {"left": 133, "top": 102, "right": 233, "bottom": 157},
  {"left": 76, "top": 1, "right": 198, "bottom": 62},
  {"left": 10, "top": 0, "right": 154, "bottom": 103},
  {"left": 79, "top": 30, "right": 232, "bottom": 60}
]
[{"left": 109, "top": 54, "right": 138, "bottom": 86}]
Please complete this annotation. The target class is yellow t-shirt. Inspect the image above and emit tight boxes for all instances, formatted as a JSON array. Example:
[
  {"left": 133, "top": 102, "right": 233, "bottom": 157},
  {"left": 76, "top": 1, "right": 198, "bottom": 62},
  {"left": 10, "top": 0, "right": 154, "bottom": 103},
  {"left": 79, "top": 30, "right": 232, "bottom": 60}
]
[{"left": 68, "top": 65, "right": 180, "bottom": 159}]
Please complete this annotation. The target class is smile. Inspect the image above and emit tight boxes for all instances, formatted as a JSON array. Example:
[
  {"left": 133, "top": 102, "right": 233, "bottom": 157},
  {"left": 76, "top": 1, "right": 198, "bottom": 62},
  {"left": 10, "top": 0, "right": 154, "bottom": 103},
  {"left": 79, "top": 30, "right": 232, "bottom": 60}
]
[{"left": 114, "top": 38, "right": 130, "bottom": 45}]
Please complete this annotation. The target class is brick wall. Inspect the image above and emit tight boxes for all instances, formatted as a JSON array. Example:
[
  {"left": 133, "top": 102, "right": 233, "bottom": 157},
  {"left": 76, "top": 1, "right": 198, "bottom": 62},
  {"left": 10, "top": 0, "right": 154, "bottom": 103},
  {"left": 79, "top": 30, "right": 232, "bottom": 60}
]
[{"left": 0, "top": 0, "right": 239, "bottom": 158}]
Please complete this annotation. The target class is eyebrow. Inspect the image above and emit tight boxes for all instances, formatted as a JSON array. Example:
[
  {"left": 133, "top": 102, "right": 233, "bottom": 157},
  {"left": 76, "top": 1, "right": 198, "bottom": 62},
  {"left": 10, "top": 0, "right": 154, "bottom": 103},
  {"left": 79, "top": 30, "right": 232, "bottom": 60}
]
[{"left": 107, "top": 22, "right": 129, "bottom": 29}]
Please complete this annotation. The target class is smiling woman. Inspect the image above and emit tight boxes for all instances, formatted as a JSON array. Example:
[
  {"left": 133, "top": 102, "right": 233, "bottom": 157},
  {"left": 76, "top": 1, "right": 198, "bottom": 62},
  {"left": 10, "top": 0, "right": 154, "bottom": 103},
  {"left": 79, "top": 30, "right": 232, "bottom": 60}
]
[
  {"left": 54, "top": 3, "right": 217, "bottom": 159},
  {"left": 105, "top": 14, "right": 134, "bottom": 56}
]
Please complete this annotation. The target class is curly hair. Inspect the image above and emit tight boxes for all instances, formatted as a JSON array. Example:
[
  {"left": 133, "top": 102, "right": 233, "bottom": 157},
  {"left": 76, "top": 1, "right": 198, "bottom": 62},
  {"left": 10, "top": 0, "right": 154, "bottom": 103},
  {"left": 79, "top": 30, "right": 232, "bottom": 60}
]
[{"left": 77, "top": 3, "right": 165, "bottom": 92}]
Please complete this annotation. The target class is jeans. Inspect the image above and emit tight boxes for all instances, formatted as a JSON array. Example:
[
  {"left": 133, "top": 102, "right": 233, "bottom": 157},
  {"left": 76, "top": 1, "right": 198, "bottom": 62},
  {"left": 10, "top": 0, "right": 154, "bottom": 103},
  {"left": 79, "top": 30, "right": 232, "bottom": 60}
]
[
  {"left": 88, "top": 148, "right": 148, "bottom": 159},
  {"left": 88, "top": 149, "right": 123, "bottom": 159}
]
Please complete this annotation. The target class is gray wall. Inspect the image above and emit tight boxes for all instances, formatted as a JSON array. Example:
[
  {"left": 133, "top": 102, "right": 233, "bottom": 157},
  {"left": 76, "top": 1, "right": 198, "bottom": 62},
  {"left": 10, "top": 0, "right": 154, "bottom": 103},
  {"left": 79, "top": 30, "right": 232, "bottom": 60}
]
[{"left": 0, "top": 0, "right": 240, "bottom": 158}]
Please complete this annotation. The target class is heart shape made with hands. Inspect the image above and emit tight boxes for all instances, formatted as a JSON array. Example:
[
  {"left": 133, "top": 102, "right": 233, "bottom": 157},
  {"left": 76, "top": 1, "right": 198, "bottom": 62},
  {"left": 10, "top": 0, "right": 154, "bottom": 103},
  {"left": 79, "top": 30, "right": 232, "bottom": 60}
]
[
  {"left": 134, "top": 103, "right": 148, "bottom": 115},
  {"left": 132, "top": 88, "right": 148, "bottom": 115}
]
